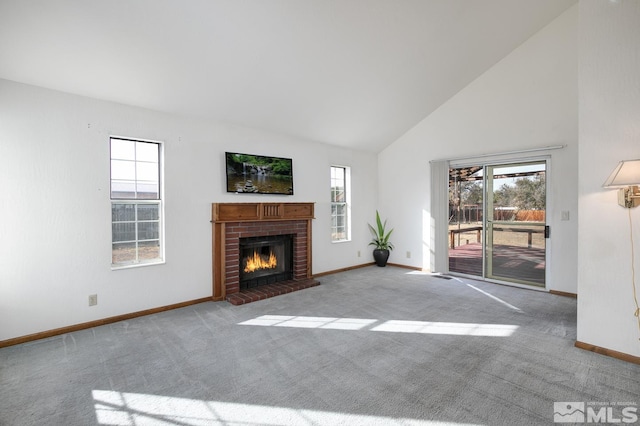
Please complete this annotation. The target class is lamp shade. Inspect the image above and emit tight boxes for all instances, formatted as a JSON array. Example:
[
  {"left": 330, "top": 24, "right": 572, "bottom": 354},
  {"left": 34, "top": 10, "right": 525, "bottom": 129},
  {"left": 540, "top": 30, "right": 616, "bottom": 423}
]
[{"left": 603, "top": 159, "right": 640, "bottom": 188}]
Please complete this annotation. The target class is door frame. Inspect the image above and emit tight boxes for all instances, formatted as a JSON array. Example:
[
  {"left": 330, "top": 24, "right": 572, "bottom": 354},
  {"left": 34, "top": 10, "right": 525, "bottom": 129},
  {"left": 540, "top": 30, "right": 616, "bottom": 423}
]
[{"left": 446, "top": 155, "right": 551, "bottom": 291}]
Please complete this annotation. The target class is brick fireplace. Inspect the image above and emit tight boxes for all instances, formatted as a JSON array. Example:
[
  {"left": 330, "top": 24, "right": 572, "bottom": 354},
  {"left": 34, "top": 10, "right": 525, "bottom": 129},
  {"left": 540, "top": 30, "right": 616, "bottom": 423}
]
[{"left": 211, "top": 202, "right": 319, "bottom": 305}]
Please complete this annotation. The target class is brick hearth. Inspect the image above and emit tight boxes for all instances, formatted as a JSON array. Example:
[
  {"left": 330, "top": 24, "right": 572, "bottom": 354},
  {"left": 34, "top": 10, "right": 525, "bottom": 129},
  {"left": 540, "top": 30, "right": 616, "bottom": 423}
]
[
  {"left": 226, "top": 279, "right": 320, "bottom": 306},
  {"left": 211, "top": 202, "right": 319, "bottom": 304}
]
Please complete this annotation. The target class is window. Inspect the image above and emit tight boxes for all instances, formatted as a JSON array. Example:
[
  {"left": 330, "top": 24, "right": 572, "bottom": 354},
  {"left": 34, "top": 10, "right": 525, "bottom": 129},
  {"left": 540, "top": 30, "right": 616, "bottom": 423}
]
[
  {"left": 110, "top": 137, "right": 163, "bottom": 267},
  {"left": 331, "top": 166, "right": 350, "bottom": 242}
]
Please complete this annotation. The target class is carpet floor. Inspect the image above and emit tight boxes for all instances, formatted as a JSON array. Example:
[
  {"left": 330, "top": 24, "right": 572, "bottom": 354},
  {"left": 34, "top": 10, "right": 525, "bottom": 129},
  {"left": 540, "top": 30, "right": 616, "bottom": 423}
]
[{"left": 1, "top": 266, "right": 638, "bottom": 425}]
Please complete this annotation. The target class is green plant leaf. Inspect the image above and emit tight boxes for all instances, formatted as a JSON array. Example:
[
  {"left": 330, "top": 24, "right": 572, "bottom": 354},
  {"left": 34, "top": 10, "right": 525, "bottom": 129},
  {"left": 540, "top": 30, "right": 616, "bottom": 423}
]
[{"left": 368, "top": 210, "right": 394, "bottom": 250}]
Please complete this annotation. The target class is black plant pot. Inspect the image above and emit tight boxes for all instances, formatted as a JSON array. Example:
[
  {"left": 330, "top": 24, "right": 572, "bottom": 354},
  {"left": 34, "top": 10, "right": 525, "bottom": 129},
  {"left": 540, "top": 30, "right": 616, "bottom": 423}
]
[{"left": 373, "top": 249, "right": 390, "bottom": 267}]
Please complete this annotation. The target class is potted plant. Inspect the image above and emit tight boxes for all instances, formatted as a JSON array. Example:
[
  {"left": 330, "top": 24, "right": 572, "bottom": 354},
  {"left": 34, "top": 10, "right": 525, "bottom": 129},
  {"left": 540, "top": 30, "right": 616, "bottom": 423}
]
[{"left": 368, "top": 210, "right": 394, "bottom": 267}]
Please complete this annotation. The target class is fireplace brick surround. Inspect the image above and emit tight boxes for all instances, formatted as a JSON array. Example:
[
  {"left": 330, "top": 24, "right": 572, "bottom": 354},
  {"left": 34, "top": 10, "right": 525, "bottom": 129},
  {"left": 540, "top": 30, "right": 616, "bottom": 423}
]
[{"left": 211, "top": 202, "right": 319, "bottom": 305}]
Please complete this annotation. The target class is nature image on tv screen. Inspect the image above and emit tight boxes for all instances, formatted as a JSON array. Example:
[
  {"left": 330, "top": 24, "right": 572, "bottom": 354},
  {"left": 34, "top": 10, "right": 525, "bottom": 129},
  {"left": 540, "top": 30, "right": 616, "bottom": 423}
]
[{"left": 226, "top": 152, "right": 293, "bottom": 195}]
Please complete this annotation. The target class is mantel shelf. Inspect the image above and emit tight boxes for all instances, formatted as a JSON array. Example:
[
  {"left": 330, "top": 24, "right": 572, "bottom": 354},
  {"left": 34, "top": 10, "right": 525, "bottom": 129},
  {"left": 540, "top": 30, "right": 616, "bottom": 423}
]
[{"left": 212, "top": 202, "right": 314, "bottom": 223}]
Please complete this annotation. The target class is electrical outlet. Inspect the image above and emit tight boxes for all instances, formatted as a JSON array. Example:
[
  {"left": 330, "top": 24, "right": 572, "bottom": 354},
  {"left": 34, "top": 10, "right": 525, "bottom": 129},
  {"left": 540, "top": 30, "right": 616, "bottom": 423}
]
[
  {"left": 561, "top": 211, "right": 570, "bottom": 221},
  {"left": 88, "top": 294, "right": 97, "bottom": 306},
  {"left": 357, "top": 250, "right": 361, "bottom": 257},
  {"left": 406, "top": 251, "right": 411, "bottom": 258}
]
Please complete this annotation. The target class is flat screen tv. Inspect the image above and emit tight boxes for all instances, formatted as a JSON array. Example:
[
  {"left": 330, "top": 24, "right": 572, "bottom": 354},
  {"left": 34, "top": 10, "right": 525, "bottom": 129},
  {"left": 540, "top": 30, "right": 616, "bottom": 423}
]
[{"left": 225, "top": 152, "right": 293, "bottom": 195}]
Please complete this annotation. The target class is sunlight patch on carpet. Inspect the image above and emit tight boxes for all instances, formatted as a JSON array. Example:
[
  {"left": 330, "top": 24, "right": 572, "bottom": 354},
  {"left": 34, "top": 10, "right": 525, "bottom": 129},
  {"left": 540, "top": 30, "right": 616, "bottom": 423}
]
[
  {"left": 93, "top": 390, "right": 485, "bottom": 426},
  {"left": 370, "top": 320, "right": 518, "bottom": 336},
  {"left": 239, "top": 315, "right": 377, "bottom": 330},
  {"left": 465, "top": 283, "right": 523, "bottom": 312},
  {"left": 238, "top": 315, "right": 518, "bottom": 337}
]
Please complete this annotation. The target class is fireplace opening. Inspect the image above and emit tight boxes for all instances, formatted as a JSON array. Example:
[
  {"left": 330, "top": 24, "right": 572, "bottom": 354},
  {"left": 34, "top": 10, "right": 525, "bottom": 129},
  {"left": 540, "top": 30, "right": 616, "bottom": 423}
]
[{"left": 239, "top": 234, "right": 293, "bottom": 289}]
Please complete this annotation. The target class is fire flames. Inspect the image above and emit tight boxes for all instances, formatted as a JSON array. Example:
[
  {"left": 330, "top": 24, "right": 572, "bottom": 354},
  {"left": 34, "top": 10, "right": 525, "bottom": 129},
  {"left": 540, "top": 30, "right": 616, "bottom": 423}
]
[{"left": 244, "top": 250, "right": 277, "bottom": 273}]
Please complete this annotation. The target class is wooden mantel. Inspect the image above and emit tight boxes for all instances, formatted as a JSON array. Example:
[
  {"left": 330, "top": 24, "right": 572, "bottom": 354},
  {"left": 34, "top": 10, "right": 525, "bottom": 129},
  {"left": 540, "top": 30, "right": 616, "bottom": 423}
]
[
  {"left": 212, "top": 202, "right": 314, "bottom": 223},
  {"left": 211, "top": 202, "right": 315, "bottom": 302}
]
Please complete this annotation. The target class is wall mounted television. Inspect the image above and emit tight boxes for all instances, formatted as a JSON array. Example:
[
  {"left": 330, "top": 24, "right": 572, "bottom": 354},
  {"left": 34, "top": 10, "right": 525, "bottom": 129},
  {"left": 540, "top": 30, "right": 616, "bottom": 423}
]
[{"left": 225, "top": 152, "right": 294, "bottom": 195}]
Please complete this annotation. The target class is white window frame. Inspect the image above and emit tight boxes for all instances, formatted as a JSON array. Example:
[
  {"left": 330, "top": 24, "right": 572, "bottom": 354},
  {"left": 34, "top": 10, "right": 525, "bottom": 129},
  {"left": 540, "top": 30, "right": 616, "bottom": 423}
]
[
  {"left": 110, "top": 137, "right": 164, "bottom": 269},
  {"left": 331, "top": 165, "right": 351, "bottom": 242}
]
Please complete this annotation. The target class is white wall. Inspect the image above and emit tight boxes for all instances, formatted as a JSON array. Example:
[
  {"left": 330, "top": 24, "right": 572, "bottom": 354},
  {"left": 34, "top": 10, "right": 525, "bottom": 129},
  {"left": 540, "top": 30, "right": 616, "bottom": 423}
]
[
  {"left": 378, "top": 5, "right": 579, "bottom": 293},
  {"left": 577, "top": 0, "right": 640, "bottom": 357},
  {"left": 0, "top": 79, "right": 377, "bottom": 341}
]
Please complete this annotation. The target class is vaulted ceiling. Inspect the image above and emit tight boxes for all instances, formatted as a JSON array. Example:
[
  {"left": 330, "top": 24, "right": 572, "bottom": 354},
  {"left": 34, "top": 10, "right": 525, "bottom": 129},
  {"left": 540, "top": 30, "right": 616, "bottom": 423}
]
[{"left": 0, "top": 0, "right": 576, "bottom": 152}]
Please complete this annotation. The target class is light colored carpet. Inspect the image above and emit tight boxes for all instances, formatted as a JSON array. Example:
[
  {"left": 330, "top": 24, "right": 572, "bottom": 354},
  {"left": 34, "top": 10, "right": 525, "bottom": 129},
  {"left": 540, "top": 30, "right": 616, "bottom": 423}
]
[{"left": 1, "top": 266, "right": 638, "bottom": 425}]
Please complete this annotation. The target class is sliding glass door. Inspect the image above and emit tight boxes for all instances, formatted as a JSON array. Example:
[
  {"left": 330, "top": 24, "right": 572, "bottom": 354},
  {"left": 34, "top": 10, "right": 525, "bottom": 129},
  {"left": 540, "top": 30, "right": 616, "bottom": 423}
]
[{"left": 448, "top": 160, "right": 547, "bottom": 287}]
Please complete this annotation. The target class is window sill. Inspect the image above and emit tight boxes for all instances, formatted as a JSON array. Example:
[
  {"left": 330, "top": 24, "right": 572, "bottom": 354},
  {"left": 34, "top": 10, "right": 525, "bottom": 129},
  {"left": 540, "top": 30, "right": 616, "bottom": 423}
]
[
  {"left": 331, "top": 239, "right": 351, "bottom": 244},
  {"left": 111, "top": 260, "right": 165, "bottom": 271}
]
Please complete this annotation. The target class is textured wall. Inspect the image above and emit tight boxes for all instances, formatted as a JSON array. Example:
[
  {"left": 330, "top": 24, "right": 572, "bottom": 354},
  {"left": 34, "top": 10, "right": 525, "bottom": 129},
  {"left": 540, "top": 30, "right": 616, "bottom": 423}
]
[
  {"left": 378, "top": 5, "right": 578, "bottom": 293},
  {"left": 577, "top": 0, "right": 640, "bottom": 357},
  {"left": 0, "top": 79, "right": 378, "bottom": 341}
]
